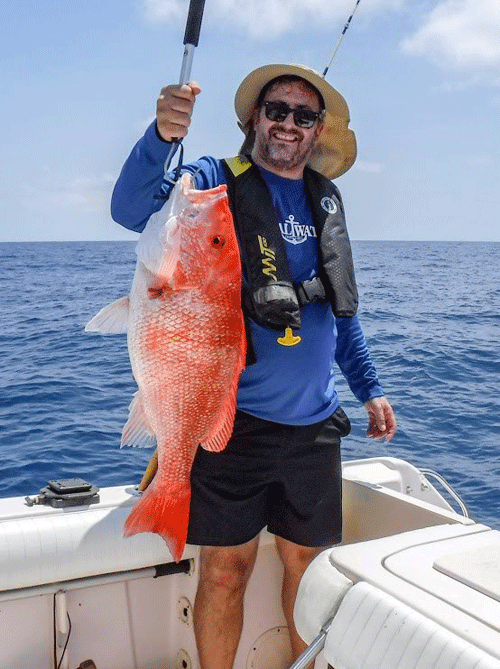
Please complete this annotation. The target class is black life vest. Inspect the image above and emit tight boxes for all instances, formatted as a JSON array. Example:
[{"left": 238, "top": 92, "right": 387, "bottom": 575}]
[{"left": 221, "top": 156, "right": 358, "bottom": 331}]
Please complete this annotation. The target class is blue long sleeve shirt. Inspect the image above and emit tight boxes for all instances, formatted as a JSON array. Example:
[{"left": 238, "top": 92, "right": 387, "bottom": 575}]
[{"left": 111, "top": 122, "right": 384, "bottom": 425}]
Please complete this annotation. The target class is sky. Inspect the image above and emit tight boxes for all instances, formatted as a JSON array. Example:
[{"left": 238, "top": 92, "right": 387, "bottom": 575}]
[{"left": 1, "top": 0, "right": 499, "bottom": 242}]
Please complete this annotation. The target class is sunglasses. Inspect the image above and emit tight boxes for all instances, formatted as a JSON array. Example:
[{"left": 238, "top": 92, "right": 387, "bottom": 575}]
[{"left": 262, "top": 100, "right": 324, "bottom": 129}]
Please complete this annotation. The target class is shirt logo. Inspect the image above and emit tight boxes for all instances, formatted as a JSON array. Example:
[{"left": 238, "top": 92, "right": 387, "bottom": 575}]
[
  {"left": 279, "top": 215, "right": 317, "bottom": 245},
  {"left": 320, "top": 197, "right": 338, "bottom": 214}
]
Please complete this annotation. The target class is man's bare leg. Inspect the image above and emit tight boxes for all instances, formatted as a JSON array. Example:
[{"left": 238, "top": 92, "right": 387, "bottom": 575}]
[
  {"left": 193, "top": 536, "right": 260, "bottom": 669},
  {"left": 275, "top": 536, "right": 321, "bottom": 661}
]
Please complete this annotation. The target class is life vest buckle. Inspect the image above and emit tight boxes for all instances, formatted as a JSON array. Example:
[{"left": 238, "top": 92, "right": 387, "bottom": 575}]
[{"left": 295, "top": 276, "right": 326, "bottom": 306}]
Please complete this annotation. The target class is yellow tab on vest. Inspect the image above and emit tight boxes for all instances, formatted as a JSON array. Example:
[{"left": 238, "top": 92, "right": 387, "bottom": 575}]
[
  {"left": 277, "top": 328, "right": 302, "bottom": 347},
  {"left": 225, "top": 156, "right": 252, "bottom": 177}
]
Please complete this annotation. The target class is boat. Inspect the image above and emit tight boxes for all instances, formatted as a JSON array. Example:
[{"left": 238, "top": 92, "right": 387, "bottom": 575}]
[
  {"left": 0, "top": 456, "right": 498, "bottom": 669},
  {"left": 294, "top": 458, "right": 500, "bottom": 669}
]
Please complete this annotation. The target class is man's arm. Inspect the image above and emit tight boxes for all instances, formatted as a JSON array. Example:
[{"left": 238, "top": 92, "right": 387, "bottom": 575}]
[
  {"left": 335, "top": 315, "right": 397, "bottom": 442},
  {"left": 111, "top": 82, "right": 202, "bottom": 233},
  {"left": 110, "top": 122, "right": 173, "bottom": 232}
]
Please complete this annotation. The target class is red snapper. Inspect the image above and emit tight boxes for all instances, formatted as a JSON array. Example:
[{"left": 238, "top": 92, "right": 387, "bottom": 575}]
[{"left": 86, "top": 173, "right": 246, "bottom": 561}]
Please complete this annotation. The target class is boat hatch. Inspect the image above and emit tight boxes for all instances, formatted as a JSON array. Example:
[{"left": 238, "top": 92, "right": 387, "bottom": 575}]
[
  {"left": 384, "top": 527, "right": 500, "bottom": 632},
  {"left": 434, "top": 543, "right": 500, "bottom": 603}
]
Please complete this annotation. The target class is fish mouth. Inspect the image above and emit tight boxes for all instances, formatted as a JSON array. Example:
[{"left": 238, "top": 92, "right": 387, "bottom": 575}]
[{"left": 180, "top": 172, "right": 228, "bottom": 203}]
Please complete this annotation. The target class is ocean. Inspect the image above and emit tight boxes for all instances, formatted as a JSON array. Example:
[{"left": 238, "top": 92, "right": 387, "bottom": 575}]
[{"left": 0, "top": 240, "right": 499, "bottom": 529}]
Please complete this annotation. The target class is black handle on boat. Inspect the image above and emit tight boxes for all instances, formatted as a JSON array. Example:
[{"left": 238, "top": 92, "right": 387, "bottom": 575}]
[{"left": 179, "top": 0, "right": 207, "bottom": 83}]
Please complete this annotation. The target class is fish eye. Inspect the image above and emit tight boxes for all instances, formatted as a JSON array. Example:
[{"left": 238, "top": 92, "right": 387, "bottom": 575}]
[{"left": 212, "top": 236, "right": 226, "bottom": 248}]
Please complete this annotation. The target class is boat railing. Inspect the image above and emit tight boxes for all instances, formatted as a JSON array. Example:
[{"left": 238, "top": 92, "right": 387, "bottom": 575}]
[{"left": 419, "top": 468, "right": 469, "bottom": 518}]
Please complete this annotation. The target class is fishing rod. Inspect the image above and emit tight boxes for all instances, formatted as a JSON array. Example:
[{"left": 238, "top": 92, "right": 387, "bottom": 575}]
[
  {"left": 322, "top": 0, "right": 361, "bottom": 78},
  {"left": 179, "top": 0, "right": 206, "bottom": 84},
  {"left": 162, "top": 0, "right": 207, "bottom": 190}
]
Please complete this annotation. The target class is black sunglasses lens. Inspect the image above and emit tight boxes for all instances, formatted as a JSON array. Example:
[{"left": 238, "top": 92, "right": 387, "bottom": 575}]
[
  {"left": 294, "top": 111, "right": 317, "bottom": 128},
  {"left": 264, "top": 102, "right": 288, "bottom": 122},
  {"left": 263, "top": 102, "right": 318, "bottom": 128}
]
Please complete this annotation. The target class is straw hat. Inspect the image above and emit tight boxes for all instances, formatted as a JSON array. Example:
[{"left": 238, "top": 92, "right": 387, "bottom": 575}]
[{"left": 234, "top": 63, "right": 357, "bottom": 180}]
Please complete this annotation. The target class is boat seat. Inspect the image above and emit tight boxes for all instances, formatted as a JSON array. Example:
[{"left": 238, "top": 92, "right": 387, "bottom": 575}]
[{"left": 323, "top": 581, "right": 500, "bottom": 669}]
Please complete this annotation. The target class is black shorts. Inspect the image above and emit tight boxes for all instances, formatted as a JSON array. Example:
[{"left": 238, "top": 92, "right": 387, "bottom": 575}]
[{"left": 186, "top": 406, "right": 351, "bottom": 548}]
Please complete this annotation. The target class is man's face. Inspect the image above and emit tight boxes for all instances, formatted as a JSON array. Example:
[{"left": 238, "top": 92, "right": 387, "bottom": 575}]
[{"left": 251, "top": 80, "right": 324, "bottom": 178}]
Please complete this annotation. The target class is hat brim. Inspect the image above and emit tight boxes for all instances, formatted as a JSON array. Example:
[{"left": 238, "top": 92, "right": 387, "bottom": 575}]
[{"left": 234, "top": 64, "right": 357, "bottom": 180}]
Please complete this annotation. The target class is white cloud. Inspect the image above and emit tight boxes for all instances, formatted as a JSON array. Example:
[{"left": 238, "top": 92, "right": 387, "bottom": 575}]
[
  {"left": 141, "top": 0, "right": 185, "bottom": 23},
  {"left": 434, "top": 73, "right": 500, "bottom": 92},
  {"left": 434, "top": 76, "right": 483, "bottom": 92},
  {"left": 26, "top": 175, "right": 116, "bottom": 214},
  {"left": 402, "top": 0, "right": 500, "bottom": 72},
  {"left": 141, "top": 0, "right": 404, "bottom": 39}
]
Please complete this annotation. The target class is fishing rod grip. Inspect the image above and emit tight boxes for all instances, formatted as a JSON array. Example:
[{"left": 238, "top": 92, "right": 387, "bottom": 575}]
[{"left": 183, "top": 0, "right": 206, "bottom": 47}]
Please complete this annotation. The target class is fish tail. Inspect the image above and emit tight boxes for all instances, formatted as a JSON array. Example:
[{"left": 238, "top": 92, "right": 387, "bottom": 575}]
[{"left": 123, "top": 482, "right": 191, "bottom": 562}]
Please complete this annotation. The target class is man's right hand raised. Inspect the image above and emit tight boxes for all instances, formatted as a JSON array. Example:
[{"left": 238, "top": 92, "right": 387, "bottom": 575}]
[{"left": 156, "top": 82, "right": 201, "bottom": 142}]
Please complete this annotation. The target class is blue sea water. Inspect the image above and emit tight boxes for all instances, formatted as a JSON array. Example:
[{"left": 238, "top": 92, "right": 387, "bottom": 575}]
[{"left": 0, "top": 240, "right": 499, "bottom": 529}]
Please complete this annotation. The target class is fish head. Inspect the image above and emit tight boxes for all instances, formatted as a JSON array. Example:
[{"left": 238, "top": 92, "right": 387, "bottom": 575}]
[
  {"left": 176, "top": 174, "right": 241, "bottom": 291},
  {"left": 135, "top": 174, "right": 240, "bottom": 293}
]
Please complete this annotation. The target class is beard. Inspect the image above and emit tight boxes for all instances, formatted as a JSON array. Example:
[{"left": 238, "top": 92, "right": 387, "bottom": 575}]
[{"left": 253, "top": 124, "right": 318, "bottom": 173}]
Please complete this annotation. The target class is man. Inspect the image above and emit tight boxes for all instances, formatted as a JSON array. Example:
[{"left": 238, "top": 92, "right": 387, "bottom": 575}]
[{"left": 111, "top": 63, "right": 397, "bottom": 668}]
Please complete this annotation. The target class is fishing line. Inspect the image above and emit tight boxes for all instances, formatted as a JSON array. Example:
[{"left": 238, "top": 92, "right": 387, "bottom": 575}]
[
  {"left": 322, "top": 0, "right": 362, "bottom": 78},
  {"left": 157, "top": 141, "right": 185, "bottom": 200}
]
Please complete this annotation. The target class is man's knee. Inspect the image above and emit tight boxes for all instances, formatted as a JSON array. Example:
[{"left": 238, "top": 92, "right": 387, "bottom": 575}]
[
  {"left": 275, "top": 537, "right": 321, "bottom": 578},
  {"left": 198, "top": 539, "right": 259, "bottom": 595}
]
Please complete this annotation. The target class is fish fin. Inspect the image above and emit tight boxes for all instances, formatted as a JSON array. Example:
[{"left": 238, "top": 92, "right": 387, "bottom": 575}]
[
  {"left": 200, "top": 395, "right": 236, "bottom": 452},
  {"left": 123, "top": 482, "right": 190, "bottom": 563},
  {"left": 85, "top": 296, "right": 130, "bottom": 334},
  {"left": 120, "top": 391, "right": 156, "bottom": 448},
  {"left": 200, "top": 332, "right": 246, "bottom": 453}
]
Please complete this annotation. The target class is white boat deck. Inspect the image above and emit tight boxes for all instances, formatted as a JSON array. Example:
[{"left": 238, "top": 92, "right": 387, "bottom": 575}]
[{"left": 0, "top": 457, "right": 497, "bottom": 669}]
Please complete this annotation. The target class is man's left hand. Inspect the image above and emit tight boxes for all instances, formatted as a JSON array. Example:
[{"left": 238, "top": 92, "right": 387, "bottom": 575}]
[{"left": 364, "top": 396, "right": 397, "bottom": 443}]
